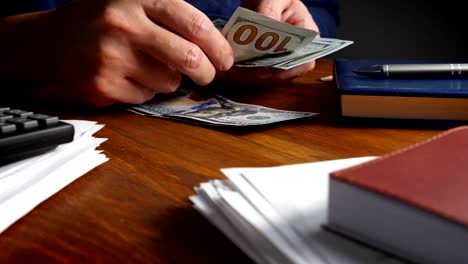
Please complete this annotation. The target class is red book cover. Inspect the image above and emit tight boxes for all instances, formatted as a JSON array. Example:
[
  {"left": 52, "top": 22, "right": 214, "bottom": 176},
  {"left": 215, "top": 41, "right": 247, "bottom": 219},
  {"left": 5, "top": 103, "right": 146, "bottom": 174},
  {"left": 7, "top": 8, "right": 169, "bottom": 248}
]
[
  {"left": 328, "top": 126, "right": 468, "bottom": 263},
  {"left": 331, "top": 126, "right": 468, "bottom": 226}
]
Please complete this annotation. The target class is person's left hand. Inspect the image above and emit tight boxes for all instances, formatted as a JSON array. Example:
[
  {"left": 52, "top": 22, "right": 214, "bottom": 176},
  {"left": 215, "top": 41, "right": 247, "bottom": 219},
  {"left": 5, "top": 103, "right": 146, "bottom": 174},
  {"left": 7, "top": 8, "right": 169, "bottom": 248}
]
[{"left": 216, "top": 0, "right": 319, "bottom": 85}]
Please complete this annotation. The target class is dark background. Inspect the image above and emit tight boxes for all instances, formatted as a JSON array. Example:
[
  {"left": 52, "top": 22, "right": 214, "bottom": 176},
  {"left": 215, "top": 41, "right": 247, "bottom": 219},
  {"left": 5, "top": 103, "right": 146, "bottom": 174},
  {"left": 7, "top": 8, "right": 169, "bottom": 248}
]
[{"left": 332, "top": 0, "right": 467, "bottom": 61}]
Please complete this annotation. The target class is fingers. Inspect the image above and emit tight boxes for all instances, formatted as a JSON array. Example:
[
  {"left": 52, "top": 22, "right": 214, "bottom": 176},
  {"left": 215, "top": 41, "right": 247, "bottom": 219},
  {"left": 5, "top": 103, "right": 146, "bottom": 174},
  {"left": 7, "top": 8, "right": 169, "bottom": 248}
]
[
  {"left": 243, "top": 0, "right": 318, "bottom": 31},
  {"left": 251, "top": 0, "right": 294, "bottom": 20},
  {"left": 127, "top": 50, "right": 182, "bottom": 93},
  {"left": 217, "top": 59, "right": 315, "bottom": 86},
  {"left": 282, "top": 1, "right": 319, "bottom": 31},
  {"left": 137, "top": 0, "right": 233, "bottom": 85},
  {"left": 146, "top": 0, "right": 233, "bottom": 70},
  {"left": 276, "top": 60, "right": 316, "bottom": 80},
  {"left": 124, "top": 78, "right": 158, "bottom": 103},
  {"left": 133, "top": 21, "right": 215, "bottom": 86},
  {"left": 86, "top": 76, "right": 156, "bottom": 107}
]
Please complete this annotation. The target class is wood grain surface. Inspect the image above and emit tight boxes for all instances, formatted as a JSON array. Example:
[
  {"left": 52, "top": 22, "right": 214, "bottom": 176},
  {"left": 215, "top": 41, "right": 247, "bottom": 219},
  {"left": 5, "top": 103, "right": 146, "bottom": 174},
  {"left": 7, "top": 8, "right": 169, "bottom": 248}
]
[{"left": 0, "top": 59, "right": 442, "bottom": 263}]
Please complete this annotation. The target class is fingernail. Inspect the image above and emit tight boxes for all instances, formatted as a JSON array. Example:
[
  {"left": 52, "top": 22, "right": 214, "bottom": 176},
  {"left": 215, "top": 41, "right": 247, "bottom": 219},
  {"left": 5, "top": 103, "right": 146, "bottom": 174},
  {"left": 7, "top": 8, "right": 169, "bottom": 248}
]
[{"left": 221, "top": 56, "right": 234, "bottom": 71}]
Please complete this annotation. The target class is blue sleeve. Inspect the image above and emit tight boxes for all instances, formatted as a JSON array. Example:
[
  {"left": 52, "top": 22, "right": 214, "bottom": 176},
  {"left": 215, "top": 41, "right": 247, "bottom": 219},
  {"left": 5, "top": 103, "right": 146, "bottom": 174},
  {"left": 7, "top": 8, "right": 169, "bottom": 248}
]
[
  {"left": 188, "top": 0, "right": 339, "bottom": 38},
  {"left": 301, "top": 0, "right": 340, "bottom": 38},
  {"left": 187, "top": 0, "right": 240, "bottom": 21},
  {"left": 0, "top": 0, "right": 71, "bottom": 16},
  {"left": 2, "top": 0, "right": 339, "bottom": 38}
]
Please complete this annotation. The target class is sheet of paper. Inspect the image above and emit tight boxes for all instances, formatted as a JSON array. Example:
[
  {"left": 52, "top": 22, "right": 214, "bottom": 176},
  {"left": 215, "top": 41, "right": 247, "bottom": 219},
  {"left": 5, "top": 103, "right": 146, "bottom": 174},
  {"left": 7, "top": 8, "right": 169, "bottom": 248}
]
[
  {"left": 0, "top": 120, "right": 108, "bottom": 233},
  {"left": 192, "top": 157, "right": 406, "bottom": 264}
]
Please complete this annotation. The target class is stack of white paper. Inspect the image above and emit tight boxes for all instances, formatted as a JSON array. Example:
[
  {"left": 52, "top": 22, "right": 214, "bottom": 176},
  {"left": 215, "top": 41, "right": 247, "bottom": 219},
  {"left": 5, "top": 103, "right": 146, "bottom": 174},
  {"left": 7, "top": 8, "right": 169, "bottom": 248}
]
[
  {"left": 0, "top": 120, "right": 108, "bottom": 233},
  {"left": 190, "top": 157, "right": 405, "bottom": 264}
]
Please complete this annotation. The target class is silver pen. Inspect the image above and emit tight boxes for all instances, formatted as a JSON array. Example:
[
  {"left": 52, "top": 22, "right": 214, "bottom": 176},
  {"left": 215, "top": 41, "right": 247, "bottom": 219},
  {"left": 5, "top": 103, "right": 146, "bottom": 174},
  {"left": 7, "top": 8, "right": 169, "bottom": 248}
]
[{"left": 353, "top": 63, "right": 468, "bottom": 77}]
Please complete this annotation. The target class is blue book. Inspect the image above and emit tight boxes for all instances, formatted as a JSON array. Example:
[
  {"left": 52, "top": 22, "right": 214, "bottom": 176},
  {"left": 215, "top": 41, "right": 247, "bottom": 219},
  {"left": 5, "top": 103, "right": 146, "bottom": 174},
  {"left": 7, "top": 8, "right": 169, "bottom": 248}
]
[{"left": 334, "top": 59, "right": 468, "bottom": 127}]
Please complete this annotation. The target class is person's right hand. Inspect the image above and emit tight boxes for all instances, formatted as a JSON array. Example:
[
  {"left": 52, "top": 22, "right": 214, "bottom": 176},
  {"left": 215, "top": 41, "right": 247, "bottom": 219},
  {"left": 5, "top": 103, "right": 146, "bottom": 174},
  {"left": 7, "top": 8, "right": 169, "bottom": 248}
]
[
  {"left": 215, "top": 0, "right": 320, "bottom": 87},
  {"left": 1, "top": 0, "right": 234, "bottom": 107}
]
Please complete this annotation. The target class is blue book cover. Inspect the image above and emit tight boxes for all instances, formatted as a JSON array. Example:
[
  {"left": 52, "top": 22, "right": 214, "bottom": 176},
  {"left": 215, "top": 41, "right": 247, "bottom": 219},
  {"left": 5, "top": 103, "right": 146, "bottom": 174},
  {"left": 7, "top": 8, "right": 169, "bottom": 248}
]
[{"left": 334, "top": 59, "right": 468, "bottom": 127}]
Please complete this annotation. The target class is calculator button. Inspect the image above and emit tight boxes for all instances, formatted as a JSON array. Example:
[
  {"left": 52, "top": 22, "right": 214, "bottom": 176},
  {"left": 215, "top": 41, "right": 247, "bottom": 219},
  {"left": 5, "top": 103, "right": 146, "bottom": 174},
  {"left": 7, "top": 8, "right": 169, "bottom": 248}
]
[
  {"left": 5, "top": 109, "right": 34, "bottom": 118},
  {"left": 0, "top": 115, "right": 13, "bottom": 122},
  {"left": 28, "top": 114, "right": 59, "bottom": 126},
  {"left": 0, "top": 123, "right": 16, "bottom": 134},
  {"left": 7, "top": 118, "right": 39, "bottom": 129},
  {"left": 0, "top": 107, "right": 10, "bottom": 114}
]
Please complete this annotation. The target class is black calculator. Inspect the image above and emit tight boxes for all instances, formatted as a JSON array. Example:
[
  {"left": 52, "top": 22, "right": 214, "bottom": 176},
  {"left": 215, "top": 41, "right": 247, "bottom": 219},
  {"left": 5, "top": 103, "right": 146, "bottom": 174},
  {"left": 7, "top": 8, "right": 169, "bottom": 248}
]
[{"left": 0, "top": 106, "right": 75, "bottom": 165}]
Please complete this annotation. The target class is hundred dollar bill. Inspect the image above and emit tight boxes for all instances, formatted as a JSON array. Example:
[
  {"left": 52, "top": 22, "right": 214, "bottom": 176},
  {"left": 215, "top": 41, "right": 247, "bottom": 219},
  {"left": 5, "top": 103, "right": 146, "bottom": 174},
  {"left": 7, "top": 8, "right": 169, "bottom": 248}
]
[
  {"left": 129, "top": 90, "right": 317, "bottom": 127},
  {"left": 237, "top": 38, "right": 353, "bottom": 68},
  {"left": 217, "top": 7, "right": 353, "bottom": 69},
  {"left": 273, "top": 38, "right": 354, "bottom": 70},
  {"left": 221, "top": 7, "right": 318, "bottom": 63},
  {"left": 129, "top": 90, "right": 204, "bottom": 117}
]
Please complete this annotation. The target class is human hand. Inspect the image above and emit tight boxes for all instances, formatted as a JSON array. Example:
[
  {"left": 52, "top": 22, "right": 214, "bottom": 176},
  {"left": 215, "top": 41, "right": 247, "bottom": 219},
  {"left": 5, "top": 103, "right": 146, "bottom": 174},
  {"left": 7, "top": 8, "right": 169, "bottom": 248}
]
[
  {"left": 1, "top": 0, "right": 234, "bottom": 107},
  {"left": 216, "top": 0, "right": 319, "bottom": 85}
]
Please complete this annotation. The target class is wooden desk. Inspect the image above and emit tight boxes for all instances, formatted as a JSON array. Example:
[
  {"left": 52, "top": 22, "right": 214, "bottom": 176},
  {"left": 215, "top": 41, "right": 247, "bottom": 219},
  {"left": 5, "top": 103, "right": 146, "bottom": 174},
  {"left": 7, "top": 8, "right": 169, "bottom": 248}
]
[{"left": 0, "top": 59, "right": 441, "bottom": 263}]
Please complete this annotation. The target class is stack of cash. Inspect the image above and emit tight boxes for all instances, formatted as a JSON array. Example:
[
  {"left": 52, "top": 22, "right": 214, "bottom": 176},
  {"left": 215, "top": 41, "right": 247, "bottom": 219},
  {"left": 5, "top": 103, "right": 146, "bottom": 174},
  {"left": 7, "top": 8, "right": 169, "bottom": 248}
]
[
  {"left": 220, "top": 7, "right": 353, "bottom": 70},
  {"left": 130, "top": 89, "right": 317, "bottom": 127}
]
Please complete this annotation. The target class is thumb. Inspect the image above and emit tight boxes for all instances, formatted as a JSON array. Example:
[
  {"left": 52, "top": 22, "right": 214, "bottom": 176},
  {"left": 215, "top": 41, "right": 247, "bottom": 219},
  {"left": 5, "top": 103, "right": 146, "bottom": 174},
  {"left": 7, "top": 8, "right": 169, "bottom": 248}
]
[{"left": 245, "top": 0, "right": 293, "bottom": 21}]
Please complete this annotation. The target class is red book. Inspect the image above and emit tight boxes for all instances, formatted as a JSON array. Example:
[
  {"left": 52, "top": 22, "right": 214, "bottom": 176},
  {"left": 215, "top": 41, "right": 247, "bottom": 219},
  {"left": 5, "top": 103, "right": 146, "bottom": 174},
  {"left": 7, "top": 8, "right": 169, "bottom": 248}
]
[{"left": 328, "top": 126, "right": 468, "bottom": 264}]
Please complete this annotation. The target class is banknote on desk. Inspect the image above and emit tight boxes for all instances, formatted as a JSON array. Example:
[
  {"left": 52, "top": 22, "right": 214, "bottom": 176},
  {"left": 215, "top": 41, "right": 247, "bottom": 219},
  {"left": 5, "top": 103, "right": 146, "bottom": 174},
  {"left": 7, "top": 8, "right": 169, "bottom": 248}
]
[
  {"left": 218, "top": 7, "right": 353, "bottom": 69},
  {"left": 129, "top": 90, "right": 317, "bottom": 127}
]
